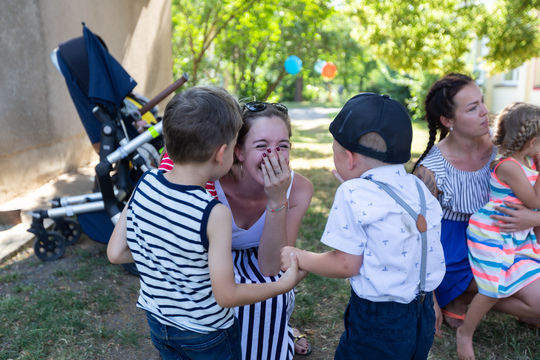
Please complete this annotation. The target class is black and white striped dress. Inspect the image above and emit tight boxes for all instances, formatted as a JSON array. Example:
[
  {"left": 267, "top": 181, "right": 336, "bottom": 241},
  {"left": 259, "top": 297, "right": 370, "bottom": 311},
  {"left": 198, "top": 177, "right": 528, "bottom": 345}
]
[{"left": 214, "top": 178, "right": 296, "bottom": 360}]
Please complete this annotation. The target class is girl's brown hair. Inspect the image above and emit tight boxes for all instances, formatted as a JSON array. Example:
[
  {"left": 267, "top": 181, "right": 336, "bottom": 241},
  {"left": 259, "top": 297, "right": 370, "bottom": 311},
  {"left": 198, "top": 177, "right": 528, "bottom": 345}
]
[{"left": 492, "top": 102, "right": 540, "bottom": 161}]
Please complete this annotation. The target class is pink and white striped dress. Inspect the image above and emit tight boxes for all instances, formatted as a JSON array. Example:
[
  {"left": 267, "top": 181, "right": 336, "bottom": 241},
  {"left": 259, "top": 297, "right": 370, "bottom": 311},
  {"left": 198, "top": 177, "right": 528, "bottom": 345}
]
[{"left": 467, "top": 157, "right": 540, "bottom": 298}]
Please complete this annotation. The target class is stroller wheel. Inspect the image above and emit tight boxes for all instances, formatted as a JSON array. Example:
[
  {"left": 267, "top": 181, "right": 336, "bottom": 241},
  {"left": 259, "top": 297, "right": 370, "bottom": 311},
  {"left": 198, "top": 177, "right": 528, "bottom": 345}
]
[
  {"left": 52, "top": 218, "right": 82, "bottom": 245},
  {"left": 33, "top": 231, "right": 66, "bottom": 261}
]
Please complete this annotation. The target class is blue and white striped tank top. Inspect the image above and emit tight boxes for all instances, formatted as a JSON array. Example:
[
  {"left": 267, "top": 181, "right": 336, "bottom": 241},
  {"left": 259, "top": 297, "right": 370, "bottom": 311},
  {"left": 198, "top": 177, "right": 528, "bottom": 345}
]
[
  {"left": 419, "top": 146, "right": 498, "bottom": 222},
  {"left": 126, "top": 169, "right": 236, "bottom": 333}
]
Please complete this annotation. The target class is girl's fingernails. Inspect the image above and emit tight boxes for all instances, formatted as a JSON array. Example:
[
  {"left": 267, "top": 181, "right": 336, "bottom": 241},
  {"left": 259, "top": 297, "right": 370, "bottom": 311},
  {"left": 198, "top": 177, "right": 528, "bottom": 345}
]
[
  {"left": 267, "top": 148, "right": 272, "bottom": 153},
  {"left": 276, "top": 146, "right": 281, "bottom": 152},
  {"left": 262, "top": 153, "right": 267, "bottom": 158}
]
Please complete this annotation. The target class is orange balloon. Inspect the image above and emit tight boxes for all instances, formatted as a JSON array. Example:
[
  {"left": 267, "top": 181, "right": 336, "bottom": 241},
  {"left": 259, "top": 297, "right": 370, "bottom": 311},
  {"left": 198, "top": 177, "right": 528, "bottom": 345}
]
[{"left": 322, "top": 62, "right": 337, "bottom": 79}]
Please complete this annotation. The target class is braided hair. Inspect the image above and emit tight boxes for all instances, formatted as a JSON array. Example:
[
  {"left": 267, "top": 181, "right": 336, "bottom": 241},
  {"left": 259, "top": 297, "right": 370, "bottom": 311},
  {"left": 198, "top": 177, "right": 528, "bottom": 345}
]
[
  {"left": 492, "top": 102, "right": 540, "bottom": 162},
  {"left": 412, "top": 73, "right": 474, "bottom": 173}
]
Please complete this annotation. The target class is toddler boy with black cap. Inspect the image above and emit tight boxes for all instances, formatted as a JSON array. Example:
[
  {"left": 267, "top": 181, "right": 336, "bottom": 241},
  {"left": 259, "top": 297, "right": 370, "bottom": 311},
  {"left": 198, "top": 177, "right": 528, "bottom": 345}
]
[{"left": 281, "top": 93, "right": 446, "bottom": 360}]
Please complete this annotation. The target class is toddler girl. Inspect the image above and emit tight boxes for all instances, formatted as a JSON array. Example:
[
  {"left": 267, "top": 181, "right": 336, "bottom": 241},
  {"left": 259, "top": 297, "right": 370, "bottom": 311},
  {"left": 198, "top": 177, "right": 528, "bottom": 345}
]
[{"left": 459, "top": 102, "right": 540, "bottom": 359}]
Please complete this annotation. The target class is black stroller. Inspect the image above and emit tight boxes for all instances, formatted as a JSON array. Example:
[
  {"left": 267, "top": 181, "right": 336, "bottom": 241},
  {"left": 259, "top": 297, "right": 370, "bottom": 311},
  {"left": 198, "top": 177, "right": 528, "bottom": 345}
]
[{"left": 28, "top": 23, "right": 188, "bottom": 273}]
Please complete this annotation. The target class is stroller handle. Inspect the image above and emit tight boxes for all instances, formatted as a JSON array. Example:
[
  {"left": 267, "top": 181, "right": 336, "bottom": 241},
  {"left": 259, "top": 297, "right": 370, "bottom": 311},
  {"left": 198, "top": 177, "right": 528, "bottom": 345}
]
[
  {"left": 96, "top": 74, "right": 189, "bottom": 225},
  {"left": 138, "top": 72, "right": 189, "bottom": 116}
]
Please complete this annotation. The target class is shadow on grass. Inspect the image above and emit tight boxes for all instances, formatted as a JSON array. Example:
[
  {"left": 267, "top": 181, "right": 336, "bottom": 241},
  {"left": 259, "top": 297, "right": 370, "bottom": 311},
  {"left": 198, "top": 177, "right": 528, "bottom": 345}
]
[
  {"left": 292, "top": 147, "right": 329, "bottom": 161},
  {"left": 292, "top": 124, "right": 334, "bottom": 145}
]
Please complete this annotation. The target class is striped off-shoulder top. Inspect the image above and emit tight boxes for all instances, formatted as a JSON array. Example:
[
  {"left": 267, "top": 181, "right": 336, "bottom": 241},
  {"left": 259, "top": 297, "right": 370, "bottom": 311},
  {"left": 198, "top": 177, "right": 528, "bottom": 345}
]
[{"left": 418, "top": 145, "right": 498, "bottom": 222}]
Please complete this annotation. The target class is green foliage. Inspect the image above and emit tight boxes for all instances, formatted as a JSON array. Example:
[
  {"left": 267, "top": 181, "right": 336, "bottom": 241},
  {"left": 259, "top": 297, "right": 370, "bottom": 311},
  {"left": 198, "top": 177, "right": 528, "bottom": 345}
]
[
  {"left": 171, "top": 0, "right": 260, "bottom": 84},
  {"left": 347, "top": 0, "right": 540, "bottom": 77},
  {"left": 347, "top": 0, "right": 477, "bottom": 74},
  {"left": 172, "top": 0, "right": 335, "bottom": 100},
  {"left": 480, "top": 1, "right": 540, "bottom": 74},
  {"left": 171, "top": 0, "right": 540, "bottom": 121}
]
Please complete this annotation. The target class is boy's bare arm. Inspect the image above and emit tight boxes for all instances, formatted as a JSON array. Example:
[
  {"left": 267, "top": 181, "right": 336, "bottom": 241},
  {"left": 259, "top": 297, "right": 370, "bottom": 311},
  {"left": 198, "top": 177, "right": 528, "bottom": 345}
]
[
  {"left": 107, "top": 206, "right": 135, "bottom": 264},
  {"left": 207, "top": 204, "right": 306, "bottom": 308},
  {"left": 281, "top": 246, "right": 363, "bottom": 279}
]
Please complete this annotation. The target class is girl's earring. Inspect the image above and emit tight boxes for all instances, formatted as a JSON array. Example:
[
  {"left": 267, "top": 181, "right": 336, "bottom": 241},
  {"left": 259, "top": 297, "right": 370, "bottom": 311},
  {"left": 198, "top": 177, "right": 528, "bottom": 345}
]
[
  {"left": 450, "top": 126, "right": 453, "bottom": 131},
  {"left": 240, "top": 163, "right": 244, "bottom": 178}
]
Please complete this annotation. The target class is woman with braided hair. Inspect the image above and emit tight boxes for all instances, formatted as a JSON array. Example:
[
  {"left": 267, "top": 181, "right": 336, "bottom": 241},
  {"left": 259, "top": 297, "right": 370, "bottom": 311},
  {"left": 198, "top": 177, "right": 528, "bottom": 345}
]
[
  {"left": 413, "top": 74, "right": 540, "bottom": 341},
  {"left": 413, "top": 73, "right": 496, "bottom": 335}
]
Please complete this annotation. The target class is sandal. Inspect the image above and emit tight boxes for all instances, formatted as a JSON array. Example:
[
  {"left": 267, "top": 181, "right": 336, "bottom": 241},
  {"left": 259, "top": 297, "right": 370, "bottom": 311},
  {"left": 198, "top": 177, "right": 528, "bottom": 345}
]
[
  {"left": 441, "top": 309, "right": 465, "bottom": 329},
  {"left": 293, "top": 333, "right": 312, "bottom": 356}
]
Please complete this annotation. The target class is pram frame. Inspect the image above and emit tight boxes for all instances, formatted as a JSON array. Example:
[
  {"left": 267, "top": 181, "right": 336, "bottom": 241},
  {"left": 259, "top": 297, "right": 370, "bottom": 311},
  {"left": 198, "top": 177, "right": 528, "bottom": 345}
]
[{"left": 28, "top": 33, "right": 188, "bottom": 262}]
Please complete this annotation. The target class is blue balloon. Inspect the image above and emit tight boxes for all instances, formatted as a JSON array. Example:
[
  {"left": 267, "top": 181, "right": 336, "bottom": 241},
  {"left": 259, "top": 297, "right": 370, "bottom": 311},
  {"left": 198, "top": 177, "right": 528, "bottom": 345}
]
[
  {"left": 284, "top": 55, "right": 302, "bottom": 75},
  {"left": 314, "top": 59, "right": 326, "bottom": 74}
]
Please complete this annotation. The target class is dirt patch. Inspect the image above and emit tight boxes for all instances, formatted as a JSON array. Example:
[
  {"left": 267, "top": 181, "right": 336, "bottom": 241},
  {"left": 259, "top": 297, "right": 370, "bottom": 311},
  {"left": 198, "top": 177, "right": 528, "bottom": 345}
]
[{"left": 1, "top": 235, "right": 339, "bottom": 359}]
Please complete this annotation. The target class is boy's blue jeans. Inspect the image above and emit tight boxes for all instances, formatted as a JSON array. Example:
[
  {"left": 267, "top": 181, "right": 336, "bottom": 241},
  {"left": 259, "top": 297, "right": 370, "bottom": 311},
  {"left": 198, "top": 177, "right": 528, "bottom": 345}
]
[
  {"left": 335, "top": 290, "right": 435, "bottom": 360},
  {"left": 146, "top": 311, "right": 242, "bottom": 360}
]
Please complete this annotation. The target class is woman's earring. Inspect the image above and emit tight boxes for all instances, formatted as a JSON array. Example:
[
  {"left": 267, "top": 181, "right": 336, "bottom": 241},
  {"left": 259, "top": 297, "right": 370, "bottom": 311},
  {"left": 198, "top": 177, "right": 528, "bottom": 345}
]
[
  {"left": 450, "top": 126, "right": 453, "bottom": 131},
  {"left": 240, "top": 163, "right": 244, "bottom": 178}
]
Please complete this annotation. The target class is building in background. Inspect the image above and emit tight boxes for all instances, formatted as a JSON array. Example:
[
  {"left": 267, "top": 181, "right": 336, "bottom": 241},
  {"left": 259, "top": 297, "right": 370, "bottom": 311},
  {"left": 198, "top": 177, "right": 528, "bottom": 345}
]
[
  {"left": 470, "top": 35, "right": 540, "bottom": 114},
  {"left": 483, "top": 60, "right": 540, "bottom": 114}
]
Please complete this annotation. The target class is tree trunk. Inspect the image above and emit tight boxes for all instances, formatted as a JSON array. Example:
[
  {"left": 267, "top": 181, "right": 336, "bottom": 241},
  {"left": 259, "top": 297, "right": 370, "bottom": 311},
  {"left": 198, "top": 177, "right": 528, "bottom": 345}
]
[
  {"left": 262, "top": 68, "right": 287, "bottom": 101},
  {"left": 294, "top": 76, "right": 303, "bottom": 102}
]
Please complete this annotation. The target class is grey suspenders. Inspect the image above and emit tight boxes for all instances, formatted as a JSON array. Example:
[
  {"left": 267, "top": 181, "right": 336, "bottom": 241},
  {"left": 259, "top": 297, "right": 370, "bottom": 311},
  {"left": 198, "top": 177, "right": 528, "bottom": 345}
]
[{"left": 366, "top": 177, "right": 428, "bottom": 302}]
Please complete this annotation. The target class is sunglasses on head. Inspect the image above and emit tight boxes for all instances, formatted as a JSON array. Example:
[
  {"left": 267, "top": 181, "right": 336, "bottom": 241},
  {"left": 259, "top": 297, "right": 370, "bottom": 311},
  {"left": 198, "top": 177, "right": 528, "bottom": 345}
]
[{"left": 243, "top": 101, "right": 288, "bottom": 115}]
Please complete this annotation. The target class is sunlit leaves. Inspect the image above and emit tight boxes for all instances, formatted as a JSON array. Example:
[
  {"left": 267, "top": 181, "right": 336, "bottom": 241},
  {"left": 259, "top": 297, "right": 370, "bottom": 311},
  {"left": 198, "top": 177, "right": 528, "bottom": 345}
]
[
  {"left": 171, "top": 0, "right": 259, "bottom": 83},
  {"left": 480, "top": 0, "right": 540, "bottom": 74},
  {"left": 346, "top": 0, "right": 540, "bottom": 76}
]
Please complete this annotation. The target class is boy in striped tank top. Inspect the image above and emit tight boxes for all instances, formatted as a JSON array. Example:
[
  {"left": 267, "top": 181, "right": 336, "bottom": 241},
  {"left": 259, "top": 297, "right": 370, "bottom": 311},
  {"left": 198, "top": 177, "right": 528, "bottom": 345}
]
[
  {"left": 107, "top": 86, "right": 306, "bottom": 360},
  {"left": 461, "top": 103, "right": 540, "bottom": 360}
]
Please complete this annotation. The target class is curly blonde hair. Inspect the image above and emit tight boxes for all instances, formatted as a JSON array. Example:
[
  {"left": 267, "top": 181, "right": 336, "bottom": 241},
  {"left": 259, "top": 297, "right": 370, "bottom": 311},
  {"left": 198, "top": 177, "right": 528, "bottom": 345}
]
[{"left": 492, "top": 102, "right": 540, "bottom": 165}]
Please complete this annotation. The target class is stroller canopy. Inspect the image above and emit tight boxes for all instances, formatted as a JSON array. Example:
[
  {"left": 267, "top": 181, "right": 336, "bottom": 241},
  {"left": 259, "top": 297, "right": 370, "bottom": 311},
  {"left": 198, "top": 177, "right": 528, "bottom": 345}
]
[{"left": 56, "top": 23, "right": 137, "bottom": 143}]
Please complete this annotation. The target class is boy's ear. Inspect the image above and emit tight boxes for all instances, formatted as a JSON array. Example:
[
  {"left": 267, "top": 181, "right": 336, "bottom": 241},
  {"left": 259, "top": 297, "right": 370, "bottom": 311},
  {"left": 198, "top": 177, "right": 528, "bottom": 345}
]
[
  {"left": 215, "top": 144, "right": 228, "bottom": 165},
  {"left": 345, "top": 149, "right": 358, "bottom": 170}
]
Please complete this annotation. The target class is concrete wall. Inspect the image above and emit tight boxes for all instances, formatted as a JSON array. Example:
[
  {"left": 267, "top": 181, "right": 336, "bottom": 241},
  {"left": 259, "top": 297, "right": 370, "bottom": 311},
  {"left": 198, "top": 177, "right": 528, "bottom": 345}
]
[{"left": 0, "top": 0, "right": 172, "bottom": 203}]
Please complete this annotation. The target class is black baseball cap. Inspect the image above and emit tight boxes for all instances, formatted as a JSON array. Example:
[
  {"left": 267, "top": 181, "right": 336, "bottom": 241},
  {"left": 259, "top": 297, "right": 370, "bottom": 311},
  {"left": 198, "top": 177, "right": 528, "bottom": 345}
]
[{"left": 329, "top": 93, "right": 412, "bottom": 164}]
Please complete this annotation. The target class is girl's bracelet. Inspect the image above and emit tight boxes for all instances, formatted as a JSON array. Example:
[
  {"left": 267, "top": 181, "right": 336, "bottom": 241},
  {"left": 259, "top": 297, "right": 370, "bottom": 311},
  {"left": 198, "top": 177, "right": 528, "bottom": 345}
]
[{"left": 266, "top": 201, "right": 288, "bottom": 212}]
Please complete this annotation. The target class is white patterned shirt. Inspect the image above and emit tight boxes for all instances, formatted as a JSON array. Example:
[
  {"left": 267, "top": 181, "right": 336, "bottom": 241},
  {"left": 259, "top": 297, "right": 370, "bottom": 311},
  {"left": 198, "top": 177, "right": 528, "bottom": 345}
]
[{"left": 321, "top": 164, "right": 445, "bottom": 304}]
